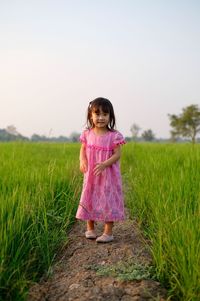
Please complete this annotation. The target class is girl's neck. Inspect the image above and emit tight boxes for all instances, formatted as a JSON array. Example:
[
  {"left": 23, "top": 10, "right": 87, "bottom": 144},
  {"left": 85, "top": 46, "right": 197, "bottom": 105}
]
[{"left": 93, "top": 127, "right": 109, "bottom": 135}]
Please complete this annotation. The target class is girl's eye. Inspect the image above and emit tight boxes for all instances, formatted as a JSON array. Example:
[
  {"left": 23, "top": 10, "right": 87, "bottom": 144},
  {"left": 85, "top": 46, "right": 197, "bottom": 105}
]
[{"left": 92, "top": 112, "right": 108, "bottom": 117}]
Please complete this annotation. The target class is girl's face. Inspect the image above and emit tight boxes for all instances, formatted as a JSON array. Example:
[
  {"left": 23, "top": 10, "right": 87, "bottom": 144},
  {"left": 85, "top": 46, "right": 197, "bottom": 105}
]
[{"left": 91, "top": 106, "right": 110, "bottom": 129}]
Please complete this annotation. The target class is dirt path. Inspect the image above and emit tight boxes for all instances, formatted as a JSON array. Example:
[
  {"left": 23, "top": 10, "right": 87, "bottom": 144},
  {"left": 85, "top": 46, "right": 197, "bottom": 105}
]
[{"left": 28, "top": 209, "right": 167, "bottom": 301}]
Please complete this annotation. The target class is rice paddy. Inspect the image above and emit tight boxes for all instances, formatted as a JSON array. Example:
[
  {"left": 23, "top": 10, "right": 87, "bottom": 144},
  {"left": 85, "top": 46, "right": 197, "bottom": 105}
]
[
  {"left": 0, "top": 142, "right": 199, "bottom": 300},
  {"left": 123, "top": 143, "right": 200, "bottom": 301},
  {"left": 0, "top": 142, "right": 81, "bottom": 301}
]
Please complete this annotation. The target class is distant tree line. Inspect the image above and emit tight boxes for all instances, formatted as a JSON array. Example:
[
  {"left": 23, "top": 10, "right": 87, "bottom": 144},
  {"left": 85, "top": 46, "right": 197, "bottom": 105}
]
[
  {"left": 130, "top": 104, "right": 200, "bottom": 144},
  {"left": 0, "top": 126, "right": 81, "bottom": 142},
  {"left": 0, "top": 128, "right": 28, "bottom": 142},
  {"left": 1, "top": 104, "right": 199, "bottom": 143}
]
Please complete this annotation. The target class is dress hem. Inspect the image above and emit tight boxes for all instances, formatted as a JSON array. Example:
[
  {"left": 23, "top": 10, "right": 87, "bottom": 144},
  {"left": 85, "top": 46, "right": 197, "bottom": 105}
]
[{"left": 76, "top": 216, "right": 126, "bottom": 222}]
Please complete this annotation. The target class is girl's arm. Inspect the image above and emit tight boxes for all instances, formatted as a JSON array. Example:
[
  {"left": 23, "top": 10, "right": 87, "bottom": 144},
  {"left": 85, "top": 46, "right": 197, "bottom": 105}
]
[
  {"left": 79, "top": 144, "right": 88, "bottom": 173},
  {"left": 93, "top": 145, "right": 121, "bottom": 176}
]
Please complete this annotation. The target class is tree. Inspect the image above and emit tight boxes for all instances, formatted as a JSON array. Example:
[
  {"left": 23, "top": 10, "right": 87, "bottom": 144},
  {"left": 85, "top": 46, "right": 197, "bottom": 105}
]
[
  {"left": 141, "top": 129, "right": 155, "bottom": 141},
  {"left": 6, "top": 125, "right": 19, "bottom": 136},
  {"left": 0, "top": 128, "right": 28, "bottom": 141},
  {"left": 31, "top": 134, "right": 47, "bottom": 141},
  {"left": 168, "top": 104, "right": 200, "bottom": 144},
  {"left": 69, "top": 132, "right": 80, "bottom": 142},
  {"left": 130, "top": 123, "right": 141, "bottom": 141}
]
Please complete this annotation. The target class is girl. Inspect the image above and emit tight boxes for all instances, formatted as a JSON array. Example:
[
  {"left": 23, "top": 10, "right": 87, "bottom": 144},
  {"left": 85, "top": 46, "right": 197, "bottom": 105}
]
[{"left": 76, "top": 97, "right": 126, "bottom": 243}]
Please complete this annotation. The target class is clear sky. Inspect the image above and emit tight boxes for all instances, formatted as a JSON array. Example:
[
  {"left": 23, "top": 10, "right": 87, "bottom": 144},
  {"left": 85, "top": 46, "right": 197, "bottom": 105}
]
[{"left": 0, "top": 0, "right": 200, "bottom": 138}]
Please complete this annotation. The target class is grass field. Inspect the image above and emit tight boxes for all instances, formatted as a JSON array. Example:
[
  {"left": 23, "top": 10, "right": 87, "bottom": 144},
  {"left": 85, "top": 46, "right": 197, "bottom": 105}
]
[
  {"left": 0, "top": 142, "right": 81, "bottom": 301},
  {"left": 122, "top": 143, "right": 200, "bottom": 301},
  {"left": 0, "top": 142, "right": 199, "bottom": 300}
]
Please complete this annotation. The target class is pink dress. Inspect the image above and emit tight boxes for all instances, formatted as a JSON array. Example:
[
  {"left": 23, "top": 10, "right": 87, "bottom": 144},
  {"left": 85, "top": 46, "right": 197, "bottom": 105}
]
[{"left": 76, "top": 128, "right": 126, "bottom": 222}]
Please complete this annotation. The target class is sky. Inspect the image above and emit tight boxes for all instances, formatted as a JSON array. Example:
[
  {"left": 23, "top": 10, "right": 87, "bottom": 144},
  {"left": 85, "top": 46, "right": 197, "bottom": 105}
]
[{"left": 0, "top": 0, "right": 200, "bottom": 139}]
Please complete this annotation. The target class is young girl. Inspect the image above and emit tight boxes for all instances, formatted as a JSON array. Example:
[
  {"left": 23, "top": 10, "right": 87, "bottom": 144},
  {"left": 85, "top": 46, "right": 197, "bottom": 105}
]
[{"left": 76, "top": 97, "right": 126, "bottom": 243}]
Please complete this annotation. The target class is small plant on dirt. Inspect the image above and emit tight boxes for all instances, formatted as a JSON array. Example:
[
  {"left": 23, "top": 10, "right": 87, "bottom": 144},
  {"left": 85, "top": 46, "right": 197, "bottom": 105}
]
[{"left": 87, "top": 260, "right": 157, "bottom": 281}]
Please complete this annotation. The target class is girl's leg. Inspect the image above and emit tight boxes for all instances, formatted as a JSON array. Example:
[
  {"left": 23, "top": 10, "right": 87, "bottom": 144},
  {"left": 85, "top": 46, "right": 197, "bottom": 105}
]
[
  {"left": 85, "top": 220, "right": 96, "bottom": 239},
  {"left": 104, "top": 222, "right": 113, "bottom": 235},
  {"left": 96, "top": 222, "right": 114, "bottom": 242},
  {"left": 87, "top": 220, "right": 95, "bottom": 231}
]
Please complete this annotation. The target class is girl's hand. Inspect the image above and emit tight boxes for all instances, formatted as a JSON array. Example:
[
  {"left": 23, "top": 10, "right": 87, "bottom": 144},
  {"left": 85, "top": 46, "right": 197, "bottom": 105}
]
[
  {"left": 93, "top": 162, "right": 106, "bottom": 176},
  {"left": 80, "top": 159, "right": 88, "bottom": 173}
]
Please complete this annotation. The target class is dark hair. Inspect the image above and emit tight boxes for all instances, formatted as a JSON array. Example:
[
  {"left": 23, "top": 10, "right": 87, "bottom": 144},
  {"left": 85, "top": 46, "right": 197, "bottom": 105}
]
[{"left": 86, "top": 97, "right": 116, "bottom": 130}]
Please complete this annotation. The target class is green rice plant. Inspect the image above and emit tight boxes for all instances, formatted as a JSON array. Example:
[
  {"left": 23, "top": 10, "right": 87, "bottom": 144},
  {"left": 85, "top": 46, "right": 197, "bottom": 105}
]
[
  {"left": 122, "top": 143, "right": 200, "bottom": 301},
  {"left": 0, "top": 142, "right": 81, "bottom": 301}
]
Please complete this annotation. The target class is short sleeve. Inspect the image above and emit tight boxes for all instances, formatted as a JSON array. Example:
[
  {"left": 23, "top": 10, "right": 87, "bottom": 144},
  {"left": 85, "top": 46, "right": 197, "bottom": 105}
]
[
  {"left": 79, "top": 130, "right": 87, "bottom": 144},
  {"left": 113, "top": 131, "right": 126, "bottom": 147}
]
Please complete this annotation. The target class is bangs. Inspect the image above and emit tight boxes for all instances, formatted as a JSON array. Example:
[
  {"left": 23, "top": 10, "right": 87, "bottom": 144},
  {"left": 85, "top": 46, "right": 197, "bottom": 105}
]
[{"left": 92, "top": 105, "right": 110, "bottom": 114}]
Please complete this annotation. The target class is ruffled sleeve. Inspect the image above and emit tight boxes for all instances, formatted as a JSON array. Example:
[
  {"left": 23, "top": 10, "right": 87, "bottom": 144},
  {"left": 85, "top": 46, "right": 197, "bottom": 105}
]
[
  {"left": 79, "top": 130, "right": 87, "bottom": 144},
  {"left": 113, "top": 131, "right": 126, "bottom": 147}
]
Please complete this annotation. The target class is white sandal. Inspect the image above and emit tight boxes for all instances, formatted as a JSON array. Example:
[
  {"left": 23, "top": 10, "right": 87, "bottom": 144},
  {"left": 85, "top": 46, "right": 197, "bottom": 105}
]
[
  {"left": 85, "top": 230, "right": 97, "bottom": 239},
  {"left": 96, "top": 233, "right": 114, "bottom": 243}
]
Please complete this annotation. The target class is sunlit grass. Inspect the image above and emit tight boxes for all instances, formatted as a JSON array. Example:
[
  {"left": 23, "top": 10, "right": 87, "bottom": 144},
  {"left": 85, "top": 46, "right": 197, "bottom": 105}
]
[
  {"left": 1, "top": 141, "right": 200, "bottom": 301},
  {"left": 0, "top": 142, "right": 81, "bottom": 301},
  {"left": 122, "top": 143, "right": 200, "bottom": 301}
]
